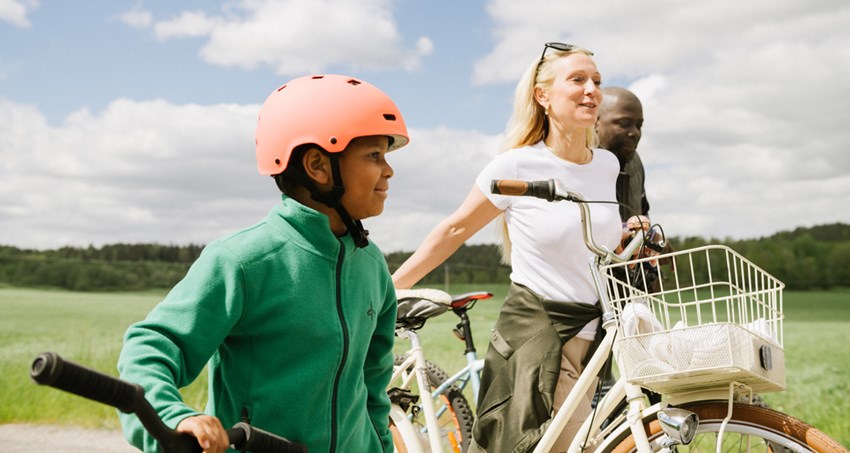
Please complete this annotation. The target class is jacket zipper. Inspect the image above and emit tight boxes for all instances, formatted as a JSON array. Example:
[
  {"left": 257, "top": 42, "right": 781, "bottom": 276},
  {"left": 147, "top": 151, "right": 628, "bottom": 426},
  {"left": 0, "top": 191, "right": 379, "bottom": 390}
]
[{"left": 329, "top": 241, "right": 349, "bottom": 453}]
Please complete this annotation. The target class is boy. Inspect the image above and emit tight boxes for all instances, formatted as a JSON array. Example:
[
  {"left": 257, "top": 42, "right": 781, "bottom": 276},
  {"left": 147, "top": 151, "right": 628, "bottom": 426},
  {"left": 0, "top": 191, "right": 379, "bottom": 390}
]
[{"left": 117, "top": 74, "right": 409, "bottom": 452}]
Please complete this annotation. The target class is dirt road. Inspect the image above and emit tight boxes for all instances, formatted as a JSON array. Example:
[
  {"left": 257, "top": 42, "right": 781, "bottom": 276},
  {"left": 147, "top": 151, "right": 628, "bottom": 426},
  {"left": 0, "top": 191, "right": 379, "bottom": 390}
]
[{"left": 0, "top": 424, "right": 137, "bottom": 452}]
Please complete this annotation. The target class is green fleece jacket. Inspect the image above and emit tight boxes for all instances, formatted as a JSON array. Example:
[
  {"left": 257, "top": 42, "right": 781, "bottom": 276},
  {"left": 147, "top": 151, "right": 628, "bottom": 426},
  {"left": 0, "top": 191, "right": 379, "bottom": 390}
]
[{"left": 117, "top": 195, "right": 397, "bottom": 452}]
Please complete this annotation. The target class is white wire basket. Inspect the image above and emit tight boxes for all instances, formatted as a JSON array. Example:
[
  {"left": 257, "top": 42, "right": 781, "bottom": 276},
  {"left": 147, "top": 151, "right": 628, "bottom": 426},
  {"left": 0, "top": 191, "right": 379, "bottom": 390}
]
[{"left": 602, "top": 245, "right": 786, "bottom": 394}]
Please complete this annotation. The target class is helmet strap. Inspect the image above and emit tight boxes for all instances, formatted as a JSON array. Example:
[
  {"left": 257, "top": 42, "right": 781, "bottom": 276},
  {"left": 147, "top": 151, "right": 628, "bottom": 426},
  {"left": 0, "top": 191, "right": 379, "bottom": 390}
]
[{"left": 301, "top": 154, "right": 370, "bottom": 248}]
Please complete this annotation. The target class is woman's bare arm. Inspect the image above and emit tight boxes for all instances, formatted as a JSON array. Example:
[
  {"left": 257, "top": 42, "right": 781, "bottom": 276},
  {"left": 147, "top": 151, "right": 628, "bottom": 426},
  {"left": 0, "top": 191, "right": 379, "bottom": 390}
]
[{"left": 392, "top": 185, "right": 502, "bottom": 289}]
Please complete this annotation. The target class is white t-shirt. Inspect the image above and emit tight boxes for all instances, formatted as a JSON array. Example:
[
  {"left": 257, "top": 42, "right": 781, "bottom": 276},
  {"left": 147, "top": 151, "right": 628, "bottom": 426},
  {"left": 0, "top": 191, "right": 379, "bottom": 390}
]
[{"left": 476, "top": 142, "right": 621, "bottom": 340}]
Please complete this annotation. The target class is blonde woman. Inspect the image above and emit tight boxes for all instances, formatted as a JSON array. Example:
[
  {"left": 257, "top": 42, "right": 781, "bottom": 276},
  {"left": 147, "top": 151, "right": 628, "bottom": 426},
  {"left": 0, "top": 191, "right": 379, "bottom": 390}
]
[{"left": 392, "top": 43, "right": 621, "bottom": 452}]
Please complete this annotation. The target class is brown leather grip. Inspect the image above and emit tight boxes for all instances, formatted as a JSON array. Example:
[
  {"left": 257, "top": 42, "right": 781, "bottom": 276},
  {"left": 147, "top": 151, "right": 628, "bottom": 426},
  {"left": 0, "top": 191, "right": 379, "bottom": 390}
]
[{"left": 490, "top": 179, "right": 529, "bottom": 196}]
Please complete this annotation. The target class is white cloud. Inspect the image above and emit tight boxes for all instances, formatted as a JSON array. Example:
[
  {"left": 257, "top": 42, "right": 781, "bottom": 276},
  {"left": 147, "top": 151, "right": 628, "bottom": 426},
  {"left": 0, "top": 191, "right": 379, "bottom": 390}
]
[
  {"left": 125, "top": 0, "right": 433, "bottom": 75},
  {"left": 372, "top": 127, "right": 504, "bottom": 251},
  {"left": 0, "top": 97, "right": 502, "bottom": 252},
  {"left": 2, "top": 75, "right": 848, "bottom": 253},
  {"left": 474, "top": 0, "right": 850, "bottom": 85},
  {"left": 0, "top": 97, "right": 278, "bottom": 249},
  {"left": 4, "top": 0, "right": 850, "bottom": 254},
  {"left": 471, "top": 0, "right": 850, "bottom": 241},
  {"left": 0, "top": 0, "right": 37, "bottom": 28},
  {"left": 626, "top": 75, "right": 667, "bottom": 109},
  {"left": 118, "top": 9, "right": 153, "bottom": 30},
  {"left": 154, "top": 10, "right": 219, "bottom": 39}
]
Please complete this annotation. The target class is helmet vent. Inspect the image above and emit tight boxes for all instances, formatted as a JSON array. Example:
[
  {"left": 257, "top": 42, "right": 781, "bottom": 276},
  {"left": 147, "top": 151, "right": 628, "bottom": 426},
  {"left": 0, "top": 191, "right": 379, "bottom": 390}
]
[
  {"left": 383, "top": 114, "right": 397, "bottom": 121},
  {"left": 347, "top": 79, "right": 362, "bottom": 86}
]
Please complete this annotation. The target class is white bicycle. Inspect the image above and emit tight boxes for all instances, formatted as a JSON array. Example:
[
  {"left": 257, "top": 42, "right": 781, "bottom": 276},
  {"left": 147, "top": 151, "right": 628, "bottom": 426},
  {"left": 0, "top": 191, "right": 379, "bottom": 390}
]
[
  {"left": 389, "top": 289, "right": 498, "bottom": 453},
  {"left": 388, "top": 178, "right": 846, "bottom": 453}
]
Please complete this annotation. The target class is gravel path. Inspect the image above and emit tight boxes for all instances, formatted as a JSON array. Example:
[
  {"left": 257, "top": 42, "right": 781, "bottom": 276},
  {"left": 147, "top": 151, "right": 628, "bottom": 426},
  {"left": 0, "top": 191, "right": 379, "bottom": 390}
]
[{"left": 0, "top": 424, "right": 137, "bottom": 452}]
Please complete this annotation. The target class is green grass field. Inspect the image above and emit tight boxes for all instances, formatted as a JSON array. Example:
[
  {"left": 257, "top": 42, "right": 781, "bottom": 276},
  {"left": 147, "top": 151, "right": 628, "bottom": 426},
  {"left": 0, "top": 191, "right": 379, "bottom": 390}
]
[{"left": 1, "top": 285, "right": 847, "bottom": 446}]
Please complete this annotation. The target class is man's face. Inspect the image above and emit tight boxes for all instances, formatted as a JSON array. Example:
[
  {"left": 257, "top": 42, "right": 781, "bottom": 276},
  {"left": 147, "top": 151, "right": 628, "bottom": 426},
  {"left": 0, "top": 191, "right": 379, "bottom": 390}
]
[{"left": 596, "top": 95, "right": 643, "bottom": 163}]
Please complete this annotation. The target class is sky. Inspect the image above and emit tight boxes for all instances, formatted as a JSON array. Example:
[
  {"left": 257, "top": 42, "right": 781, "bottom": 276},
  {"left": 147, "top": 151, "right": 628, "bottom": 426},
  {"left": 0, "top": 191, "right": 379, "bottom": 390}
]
[{"left": 2, "top": 0, "right": 849, "bottom": 253}]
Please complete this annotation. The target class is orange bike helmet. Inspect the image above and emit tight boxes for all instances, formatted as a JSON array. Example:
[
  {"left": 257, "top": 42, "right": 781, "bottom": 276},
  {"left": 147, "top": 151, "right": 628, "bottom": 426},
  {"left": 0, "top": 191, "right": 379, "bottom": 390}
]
[{"left": 255, "top": 74, "right": 410, "bottom": 175}]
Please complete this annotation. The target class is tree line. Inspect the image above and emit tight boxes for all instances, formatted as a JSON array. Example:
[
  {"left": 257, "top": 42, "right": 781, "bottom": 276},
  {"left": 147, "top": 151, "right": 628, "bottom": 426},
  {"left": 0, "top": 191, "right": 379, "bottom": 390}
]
[
  {"left": 1, "top": 223, "right": 848, "bottom": 292},
  {"left": 0, "top": 244, "right": 204, "bottom": 291}
]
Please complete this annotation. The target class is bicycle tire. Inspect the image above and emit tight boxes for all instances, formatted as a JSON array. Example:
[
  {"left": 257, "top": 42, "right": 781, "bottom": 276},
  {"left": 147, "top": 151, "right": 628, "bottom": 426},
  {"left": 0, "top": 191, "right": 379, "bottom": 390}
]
[
  {"left": 603, "top": 401, "right": 846, "bottom": 453},
  {"left": 394, "top": 354, "right": 475, "bottom": 453}
]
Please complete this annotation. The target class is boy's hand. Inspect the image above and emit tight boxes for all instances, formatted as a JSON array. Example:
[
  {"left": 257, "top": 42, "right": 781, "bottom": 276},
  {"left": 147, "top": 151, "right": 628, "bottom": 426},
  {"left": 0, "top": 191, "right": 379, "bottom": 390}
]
[{"left": 177, "top": 414, "right": 230, "bottom": 453}]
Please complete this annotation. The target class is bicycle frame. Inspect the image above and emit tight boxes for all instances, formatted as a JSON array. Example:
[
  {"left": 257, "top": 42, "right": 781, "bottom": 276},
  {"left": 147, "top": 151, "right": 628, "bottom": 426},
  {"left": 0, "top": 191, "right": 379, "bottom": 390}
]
[
  {"left": 391, "top": 181, "right": 666, "bottom": 453},
  {"left": 430, "top": 356, "right": 484, "bottom": 410},
  {"left": 392, "top": 328, "right": 449, "bottom": 452},
  {"left": 515, "top": 178, "right": 670, "bottom": 453},
  {"left": 535, "top": 306, "right": 653, "bottom": 453},
  {"left": 392, "top": 290, "right": 496, "bottom": 453}
]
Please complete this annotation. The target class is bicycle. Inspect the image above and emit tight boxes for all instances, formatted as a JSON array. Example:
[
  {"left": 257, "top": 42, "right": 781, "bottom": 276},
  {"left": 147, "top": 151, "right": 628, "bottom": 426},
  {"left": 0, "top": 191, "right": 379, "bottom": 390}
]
[
  {"left": 388, "top": 214, "right": 668, "bottom": 452},
  {"left": 390, "top": 289, "right": 494, "bottom": 453},
  {"left": 393, "top": 178, "right": 847, "bottom": 453},
  {"left": 389, "top": 189, "right": 677, "bottom": 453},
  {"left": 29, "top": 351, "right": 307, "bottom": 453}
]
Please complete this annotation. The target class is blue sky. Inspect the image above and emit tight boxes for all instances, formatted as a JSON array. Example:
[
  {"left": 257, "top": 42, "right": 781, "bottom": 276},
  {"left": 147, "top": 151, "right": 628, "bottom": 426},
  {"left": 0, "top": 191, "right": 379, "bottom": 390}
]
[
  {"left": 2, "top": 1, "right": 510, "bottom": 132},
  {"left": 3, "top": 0, "right": 849, "bottom": 252}
]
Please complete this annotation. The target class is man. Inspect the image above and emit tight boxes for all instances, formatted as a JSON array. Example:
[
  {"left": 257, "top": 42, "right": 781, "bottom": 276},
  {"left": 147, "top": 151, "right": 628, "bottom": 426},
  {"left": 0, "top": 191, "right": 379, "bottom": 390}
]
[
  {"left": 596, "top": 86, "right": 649, "bottom": 222},
  {"left": 596, "top": 87, "right": 661, "bottom": 400}
]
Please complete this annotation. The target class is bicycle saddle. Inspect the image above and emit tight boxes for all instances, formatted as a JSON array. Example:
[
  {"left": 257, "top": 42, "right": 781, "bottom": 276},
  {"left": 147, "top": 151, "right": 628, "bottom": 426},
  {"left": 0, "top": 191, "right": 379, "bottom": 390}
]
[
  {"left": 450, "top": 291, "right": 493, "bottom": 310},
  {"left": 395, "top": 288, "right": 451, "bottom": 329}
]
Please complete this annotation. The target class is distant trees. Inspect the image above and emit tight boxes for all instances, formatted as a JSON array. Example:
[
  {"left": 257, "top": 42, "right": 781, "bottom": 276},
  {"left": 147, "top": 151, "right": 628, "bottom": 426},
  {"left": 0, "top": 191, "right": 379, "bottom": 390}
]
[
  {"left": 386, "top": 243, "right": 511, "bottom": 289},
  {"left": 665, "top": 223, "right": 850, "bottom": 290},
  {"left": 1, "top": 223, "right": 848, "bottom": 291},
  {"left": 0, "top": 243, "right": 202, "bottom": 291}
]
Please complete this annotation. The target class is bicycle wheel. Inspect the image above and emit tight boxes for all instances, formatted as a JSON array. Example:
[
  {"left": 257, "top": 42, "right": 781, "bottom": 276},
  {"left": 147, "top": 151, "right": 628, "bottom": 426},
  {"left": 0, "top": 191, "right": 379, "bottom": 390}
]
[
  {"left": 394, "top": 354, "right": 475, "bottom": 453},
  {"left": 604, "top": 401, "right": 846, "bottom": 453}
]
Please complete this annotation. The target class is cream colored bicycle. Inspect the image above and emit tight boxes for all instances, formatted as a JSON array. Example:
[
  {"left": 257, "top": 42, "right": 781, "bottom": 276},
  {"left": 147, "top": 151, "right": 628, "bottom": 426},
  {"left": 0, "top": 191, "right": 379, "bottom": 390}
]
[{"left": 390, "top": 178, "right": 847, "bottom": 453}]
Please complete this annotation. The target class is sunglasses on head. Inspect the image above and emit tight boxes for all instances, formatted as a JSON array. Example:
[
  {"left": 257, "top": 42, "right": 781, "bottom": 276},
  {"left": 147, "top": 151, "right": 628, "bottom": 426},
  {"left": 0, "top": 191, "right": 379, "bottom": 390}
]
[
  {"left": 539, "top": 42, "right": 593, "bottom": 61},
  {"left": 536, "top": 42, "right": 593, "bottom": 75}
]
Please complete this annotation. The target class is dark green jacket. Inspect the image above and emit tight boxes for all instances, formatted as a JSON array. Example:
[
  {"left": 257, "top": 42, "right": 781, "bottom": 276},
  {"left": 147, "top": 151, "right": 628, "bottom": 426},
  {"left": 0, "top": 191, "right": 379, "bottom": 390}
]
[
  {"left": 470, "top": 283, "right": 601, "bottom": 453},
  {"left": 616, "top": 152, "right": 650, "bottom": 221},
  {"left": 117, "top": 195, "right": 396, "bottom": 452}
]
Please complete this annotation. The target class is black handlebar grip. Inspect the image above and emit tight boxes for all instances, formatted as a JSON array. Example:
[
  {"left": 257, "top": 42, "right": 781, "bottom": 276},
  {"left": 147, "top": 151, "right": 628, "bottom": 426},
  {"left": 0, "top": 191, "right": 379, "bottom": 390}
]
[
  {"left": 231, "top": 422, "right": 308, "bottom": 453},
  {"left": 490, "top": 179, "right": 556, "bottom": 201},
  {"left": 30, "top": 351, "right": 144, "bottom": 414}
]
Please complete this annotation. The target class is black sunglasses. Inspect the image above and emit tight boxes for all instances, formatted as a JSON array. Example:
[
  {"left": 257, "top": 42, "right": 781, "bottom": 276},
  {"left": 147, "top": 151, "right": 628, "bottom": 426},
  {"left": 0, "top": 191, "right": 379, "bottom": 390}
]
[
  {"left": 537, "top": 42, "right": 593, "bottom": 75},
  {"left": 539, "top": 42, "right": 593, "bottom": 61}
]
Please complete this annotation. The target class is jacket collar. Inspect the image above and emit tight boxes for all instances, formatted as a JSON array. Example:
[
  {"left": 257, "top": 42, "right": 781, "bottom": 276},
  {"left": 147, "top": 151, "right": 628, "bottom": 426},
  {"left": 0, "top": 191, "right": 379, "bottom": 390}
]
[{"left": 270, "top": 194, "right": 357, "bottom": 258}]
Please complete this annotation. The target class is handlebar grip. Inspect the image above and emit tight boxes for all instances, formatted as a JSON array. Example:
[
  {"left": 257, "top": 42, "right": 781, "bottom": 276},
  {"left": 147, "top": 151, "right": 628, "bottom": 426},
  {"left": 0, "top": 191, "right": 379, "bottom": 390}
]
[
  {"left": 490, "top": 179, "right": 556, "bottom": 201},
  {"left": 30, "top": 351, "right": 144, "bottom": 414},
  {"left": 30, "top": 352, "right": 303, "bottom": 453},
  {"left": 230, "top": 422, "right": 308, "bottom": 453}
]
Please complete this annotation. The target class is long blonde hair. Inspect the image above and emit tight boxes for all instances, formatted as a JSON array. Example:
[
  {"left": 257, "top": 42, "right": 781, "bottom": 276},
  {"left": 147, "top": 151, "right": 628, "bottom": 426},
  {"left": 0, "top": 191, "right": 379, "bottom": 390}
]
[{"left": 497, "top": 45, "right": 598, "bottom": 263}]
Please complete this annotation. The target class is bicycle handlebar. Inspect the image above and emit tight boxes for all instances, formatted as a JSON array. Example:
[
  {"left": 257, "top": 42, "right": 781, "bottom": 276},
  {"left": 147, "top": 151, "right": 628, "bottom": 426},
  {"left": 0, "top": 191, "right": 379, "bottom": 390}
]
[
  {"left": 491, "top": 179, "right": 556, "bottom": 201},
  {"left": 30, "top": 352, "right": 307, "bottom": 453},
  {"left": 31, "top": 351, "right": 144, "bottom": 413},
  {"left": 490, "top": 178, "right": 666, "bottom": 264},
  {"left": 490, "top": 178, "right": 588, "bottom": 202},
  {"left": 491, "top": 178, "right": 622, "bottom": 261}
]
